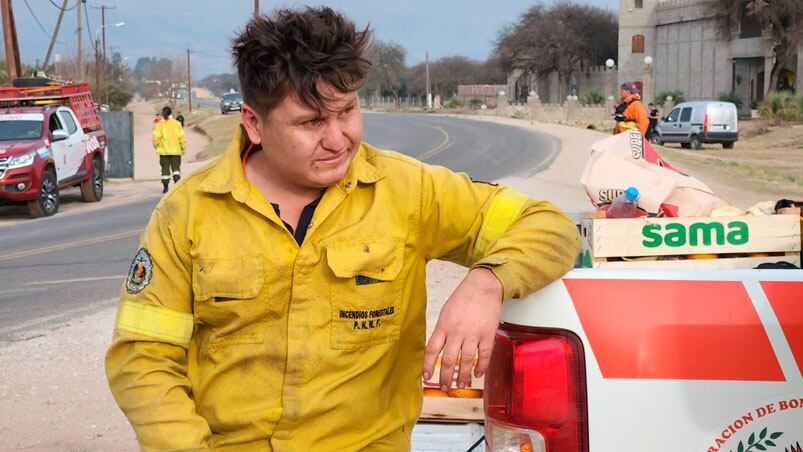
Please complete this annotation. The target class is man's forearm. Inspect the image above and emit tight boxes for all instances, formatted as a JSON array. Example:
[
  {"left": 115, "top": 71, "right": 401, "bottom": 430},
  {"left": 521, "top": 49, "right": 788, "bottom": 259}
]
[{"left": 107, "top": 339, "right": 212, "bottom": 450}]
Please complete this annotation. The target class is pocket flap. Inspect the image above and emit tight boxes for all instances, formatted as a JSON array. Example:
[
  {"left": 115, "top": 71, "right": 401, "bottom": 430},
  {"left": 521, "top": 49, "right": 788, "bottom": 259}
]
[
  {"left": 326, "top": 238, "right": 403, "bottom": 281},
  {"left": 193, "top": 254, "right": 264, "bottom": 301}
]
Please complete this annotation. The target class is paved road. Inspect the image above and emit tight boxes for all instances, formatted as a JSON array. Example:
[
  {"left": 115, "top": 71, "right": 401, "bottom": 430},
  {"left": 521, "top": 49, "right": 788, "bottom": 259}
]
[{"left": 0, "top": 113, "right": 558, "bottom": 341}]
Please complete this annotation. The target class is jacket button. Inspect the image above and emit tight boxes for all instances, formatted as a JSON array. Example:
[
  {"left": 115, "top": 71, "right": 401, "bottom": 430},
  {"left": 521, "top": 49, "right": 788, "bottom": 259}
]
[{"left": 344, "top": 181, "right": 352, "bottom": 188}]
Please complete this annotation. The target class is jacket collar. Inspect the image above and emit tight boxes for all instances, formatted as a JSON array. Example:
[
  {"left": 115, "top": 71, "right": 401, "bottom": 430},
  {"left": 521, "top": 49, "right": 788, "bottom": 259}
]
[
  {"left": 197, "top": 124, "right": 384, "bottom": 200},
  {"left": 623, "top": 93, "right": 641, "bottom": 103}
]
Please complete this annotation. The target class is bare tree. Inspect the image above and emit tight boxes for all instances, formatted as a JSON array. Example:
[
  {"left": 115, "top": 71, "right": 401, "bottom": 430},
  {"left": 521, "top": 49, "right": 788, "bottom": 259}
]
[
  {"left": 364, "top": 40, "right": 407, "bottom": 107},
  {"left": 712, "top": 0, "right": 803, "bottom": 93},
  {"left": 496, "top": 1, "right": 617, "bottom": 99},
  {"left": 404, "top": 56, "right": 504, "bottom": 100}
]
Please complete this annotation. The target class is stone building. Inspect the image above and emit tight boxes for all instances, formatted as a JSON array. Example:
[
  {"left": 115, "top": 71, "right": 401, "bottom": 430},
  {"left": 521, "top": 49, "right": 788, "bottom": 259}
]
[{"left": 618, "top": 0, "right": 802, "bottom": 116}]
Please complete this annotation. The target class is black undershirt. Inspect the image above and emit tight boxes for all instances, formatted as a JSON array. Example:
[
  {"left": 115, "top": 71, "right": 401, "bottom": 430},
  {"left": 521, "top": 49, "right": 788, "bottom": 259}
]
[
  {"left": 270, "top": 197, "right": 321, "bottom": 245},
  {"left": 243, "top": 144, "right": 321, "bottom": 245}
]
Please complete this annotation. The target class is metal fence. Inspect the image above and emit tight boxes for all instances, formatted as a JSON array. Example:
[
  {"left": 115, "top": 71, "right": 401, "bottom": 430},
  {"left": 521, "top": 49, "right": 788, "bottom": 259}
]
[{"left": 99, "top": 111, "right": 134, "bottom": 178}]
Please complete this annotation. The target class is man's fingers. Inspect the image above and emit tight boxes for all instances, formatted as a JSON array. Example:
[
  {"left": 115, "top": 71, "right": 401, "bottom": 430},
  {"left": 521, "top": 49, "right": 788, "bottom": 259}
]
[
  {"left": 423, "top": 329, "right": 446, "bottom": 381},
  {"left": 474, "top": 338, "right": 494, "bottom": 378},
  {"left": 438, "top": 339, "right": 461, "bottom": 392},
  {"left": 457, "top": 340, "right": 478, "bottom": 389}
]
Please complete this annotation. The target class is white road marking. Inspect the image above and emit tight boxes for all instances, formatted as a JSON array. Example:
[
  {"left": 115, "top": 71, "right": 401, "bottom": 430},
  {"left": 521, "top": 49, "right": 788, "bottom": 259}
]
[
  {"left": 0, "top": 229, "right": 142, "bottom": 262},
  {"left": 25, "top": 275, "right": 127, "bottom": 286}
]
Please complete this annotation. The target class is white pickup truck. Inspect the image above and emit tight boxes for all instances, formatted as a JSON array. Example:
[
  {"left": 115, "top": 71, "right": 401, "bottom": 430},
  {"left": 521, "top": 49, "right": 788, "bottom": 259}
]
[
  {"left": 413, "top": 268, "right": 802, "bottom": 452},
  {"left": 483, "top": 268, "right": 802, "bottom": 452}
]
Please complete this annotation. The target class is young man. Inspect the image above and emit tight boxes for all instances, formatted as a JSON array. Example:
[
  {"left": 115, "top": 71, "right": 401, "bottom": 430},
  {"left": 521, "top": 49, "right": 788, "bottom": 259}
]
[
  {"left": 107, "top": 7, "right": 580, "bottom": 450},
  {"left": 152, "top": 106, "right": 186, "bottom": 193},
  {"left": 613, "top": 82, "right": 649, "bottom": 135},
  {"left": 646, "top": 102, "right": 660, "bottom": 140}
]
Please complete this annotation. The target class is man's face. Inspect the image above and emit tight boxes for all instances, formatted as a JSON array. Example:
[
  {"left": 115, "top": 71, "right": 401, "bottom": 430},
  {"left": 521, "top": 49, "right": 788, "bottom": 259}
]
[
  {"left": 242, "top": 85, "right": 363, "bottom": 190},
  {"left": 620, "top": 88, "right": 630, "bottom": 100}
]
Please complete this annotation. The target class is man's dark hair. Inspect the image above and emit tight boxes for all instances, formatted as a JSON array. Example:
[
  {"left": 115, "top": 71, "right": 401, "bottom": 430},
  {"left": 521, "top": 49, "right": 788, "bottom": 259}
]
[
  {"left": 231, "top": 7, "right": 372, "bottom": 118},
  {"left": 161, "top": 106, "right": 172, "bottom": 119},
  {"left": 648, "top": 103, "right": 655, "bottom": 107}
]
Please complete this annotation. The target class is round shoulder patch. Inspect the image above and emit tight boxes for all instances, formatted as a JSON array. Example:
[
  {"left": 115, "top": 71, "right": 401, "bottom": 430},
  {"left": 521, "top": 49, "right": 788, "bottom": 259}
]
[{"left": 126, "top": 248, "right": 153, "bottom": 294}]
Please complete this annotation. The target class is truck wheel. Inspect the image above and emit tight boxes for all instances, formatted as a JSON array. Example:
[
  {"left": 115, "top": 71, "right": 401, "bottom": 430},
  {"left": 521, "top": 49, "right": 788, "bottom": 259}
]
[
  {"left": 722, "top": 142, "right": 734, "bottom": 149},
  {"left": 680, "top": 142, "right": 691, "bottom": 149},
  {"left": 80, "top": 157, "right": 104, "bottom": 202},
  {"left": 650, "top": 135, "right": 663, "bottom": 146},
  {"left": 27, "top": 168, "right": 59, "bottom": 218},
  {"left": 690, "top": 135, "right": 702, "bottom": 150}
]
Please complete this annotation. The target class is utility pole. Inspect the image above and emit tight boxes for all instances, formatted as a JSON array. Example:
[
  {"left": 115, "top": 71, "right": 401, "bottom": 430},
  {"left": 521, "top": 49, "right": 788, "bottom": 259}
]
[
  {"left": 90, "top": 4, "right": 116, "bottom": 64},
  {"left": 90, "top": 4, "right": 117, "bottom": 105},
  {"left": 254, "top": 0, "right": 259, "bottom": 17},
  {"left": 95, "top": 38, "right": 100, "bottom": 98},
  {"left": 77, "top": 0, "right": 83, "bottom": 80},
  {"left": 43, "top": 0, "right": 68, "bottom": 70},
  {"left": 187, "top": 48, "right": 192, "bottom": 113},
  {"left": 425, "top": 51, "right": 431, "bottom": 110},
  {"left": 0, "top": 0, "right": 21, "bottom": 80}
]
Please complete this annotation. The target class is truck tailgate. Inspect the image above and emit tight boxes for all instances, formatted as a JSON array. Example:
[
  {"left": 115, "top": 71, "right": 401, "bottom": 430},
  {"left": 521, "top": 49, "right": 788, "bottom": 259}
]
[{"left": 499, "top": 269, "right": 803, "bottom": 451}]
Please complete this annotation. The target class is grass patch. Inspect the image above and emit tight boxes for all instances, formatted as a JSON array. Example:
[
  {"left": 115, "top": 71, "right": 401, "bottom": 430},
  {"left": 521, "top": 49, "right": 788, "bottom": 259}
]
[
  {"left": 191, "top": 112, "right": 242, "bottom": 160},
  {"left": 658, "top": 146, "right": 803, "bottom": 198}
]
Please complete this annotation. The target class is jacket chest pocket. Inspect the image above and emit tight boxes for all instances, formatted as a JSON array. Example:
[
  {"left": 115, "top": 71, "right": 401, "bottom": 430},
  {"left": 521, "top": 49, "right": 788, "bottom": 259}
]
[
  {"left": 327, "top": 238, "right": 405, "bottom": 350},
  {"left": 192, "top": 254, "right": 266, "bottom": 346}
]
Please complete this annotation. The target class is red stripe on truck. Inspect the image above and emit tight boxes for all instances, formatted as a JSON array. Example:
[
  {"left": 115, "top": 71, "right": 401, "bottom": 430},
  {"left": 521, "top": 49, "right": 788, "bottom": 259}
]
[
  {"left": 564, "top": 279, "right": 785, "bottom": 381},
  {"left": 761, "top": 281, "right": 803, "bottom": 376}
]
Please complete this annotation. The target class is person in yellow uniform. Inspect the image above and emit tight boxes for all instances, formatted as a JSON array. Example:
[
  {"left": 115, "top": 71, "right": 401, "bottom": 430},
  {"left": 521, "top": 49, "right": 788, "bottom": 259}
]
[
  {"left": 106, "top": 7, "right": 580, "bottom": 451},
  {"left": 152, "top": 105, "right": 186, "bottom": 193}
]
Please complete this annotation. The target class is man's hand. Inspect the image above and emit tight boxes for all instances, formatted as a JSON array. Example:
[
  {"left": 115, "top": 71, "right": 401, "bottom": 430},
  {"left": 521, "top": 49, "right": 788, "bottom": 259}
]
[{"left": 422, "top": 267, "right": 503, "bottom": 391}]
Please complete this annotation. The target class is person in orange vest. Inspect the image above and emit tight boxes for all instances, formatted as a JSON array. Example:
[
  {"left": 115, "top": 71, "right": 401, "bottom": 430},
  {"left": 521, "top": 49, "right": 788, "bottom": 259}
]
[
  {"left": 152, "top": 106, "right": 186, "bottom": 193},
  {"left": 613, "top": 82, "right": 649, "bottom": 135}
]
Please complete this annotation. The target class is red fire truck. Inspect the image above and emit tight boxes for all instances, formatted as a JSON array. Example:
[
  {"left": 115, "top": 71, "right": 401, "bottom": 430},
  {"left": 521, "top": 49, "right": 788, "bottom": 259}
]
[{"left": 0, "top": 80, "right": 107, "bottom": 217}]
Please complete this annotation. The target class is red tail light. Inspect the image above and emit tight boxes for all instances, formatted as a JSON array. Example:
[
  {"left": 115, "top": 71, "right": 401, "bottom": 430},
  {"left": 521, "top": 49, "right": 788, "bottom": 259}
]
[
  {"left": 484, "top": 325, "right": 588, "bottom": 452},
  {"left": 703, "top": 113, "right": 709, "bottom": 133}
]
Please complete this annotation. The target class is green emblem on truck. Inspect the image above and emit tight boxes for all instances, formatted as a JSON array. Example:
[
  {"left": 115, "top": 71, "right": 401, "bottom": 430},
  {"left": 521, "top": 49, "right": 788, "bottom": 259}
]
[{"left": 641, "top": 221, "right": 749, "bottom": 248}]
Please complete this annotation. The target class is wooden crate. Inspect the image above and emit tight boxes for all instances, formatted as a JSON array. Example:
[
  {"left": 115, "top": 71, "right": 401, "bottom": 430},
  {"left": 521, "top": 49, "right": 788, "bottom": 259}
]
[
  {"left": 580, "top": 208, "right": 801, "bottom": 269},
  {"left": 420, "top": 395, "right": 484, "bottom": 422},
  {"left": 419, "top": 360, "right": 484, "bottom": 422}
]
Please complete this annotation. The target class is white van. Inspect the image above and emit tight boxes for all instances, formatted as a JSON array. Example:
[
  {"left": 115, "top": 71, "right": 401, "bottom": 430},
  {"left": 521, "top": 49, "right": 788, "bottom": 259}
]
[{"left": 653, "top": 101, "right": 738, "bottom": 150}]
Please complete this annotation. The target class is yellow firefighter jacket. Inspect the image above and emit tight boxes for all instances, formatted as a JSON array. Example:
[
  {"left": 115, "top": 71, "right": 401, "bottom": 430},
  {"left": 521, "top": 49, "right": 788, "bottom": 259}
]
[
  {"left": 106, "top": 124, "right": 581, "bottom": 451},
  {"left": 152, "top": 117, "right": 186, "bottom": 155}
]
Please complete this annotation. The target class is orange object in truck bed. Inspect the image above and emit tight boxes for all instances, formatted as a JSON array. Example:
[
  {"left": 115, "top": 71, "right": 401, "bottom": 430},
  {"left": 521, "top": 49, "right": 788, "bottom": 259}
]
[{"left": 0, "top": 82, "right": 101, "bottom": 132}]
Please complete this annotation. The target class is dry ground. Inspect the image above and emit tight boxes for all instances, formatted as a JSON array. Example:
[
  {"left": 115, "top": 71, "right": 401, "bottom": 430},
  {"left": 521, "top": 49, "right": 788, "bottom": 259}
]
[{"left": 657, "top": 120, "right": 803, "bottom": 200}]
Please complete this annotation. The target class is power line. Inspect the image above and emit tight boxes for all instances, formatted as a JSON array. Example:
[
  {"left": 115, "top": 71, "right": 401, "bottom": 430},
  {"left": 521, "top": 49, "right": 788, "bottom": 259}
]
[
  {"left": 83, "top": 0, "right": 96, "bottom": 52},
  {"left": 23, "top": 0, "right": 53, "bottom": 39},
  {"left": 47, "top": 0, "right": 76, "bottom": 11}
]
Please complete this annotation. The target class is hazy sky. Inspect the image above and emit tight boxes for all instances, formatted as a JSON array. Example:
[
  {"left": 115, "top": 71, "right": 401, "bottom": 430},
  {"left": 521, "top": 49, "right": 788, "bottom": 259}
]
[{"left": 13, "top": 0, "right": 619, "bottom": 78}]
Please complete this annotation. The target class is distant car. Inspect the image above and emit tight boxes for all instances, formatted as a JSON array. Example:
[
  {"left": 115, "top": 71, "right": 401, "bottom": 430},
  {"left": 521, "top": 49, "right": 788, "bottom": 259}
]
[
  {"left": 652, "top": 101, "right": 738, "bottom": 150},
  {"left": 220, "top": 92, "right": 243, "bottom": 115}
]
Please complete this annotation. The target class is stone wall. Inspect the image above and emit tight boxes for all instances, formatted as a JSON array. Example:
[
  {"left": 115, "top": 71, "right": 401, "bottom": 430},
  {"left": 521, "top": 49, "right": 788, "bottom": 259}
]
[
  {"left": 497, "top": 93, "right": 612, "bottom": 128},
  {"left": 508, "top": 66, "right": 616, "bottom": 105}
]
